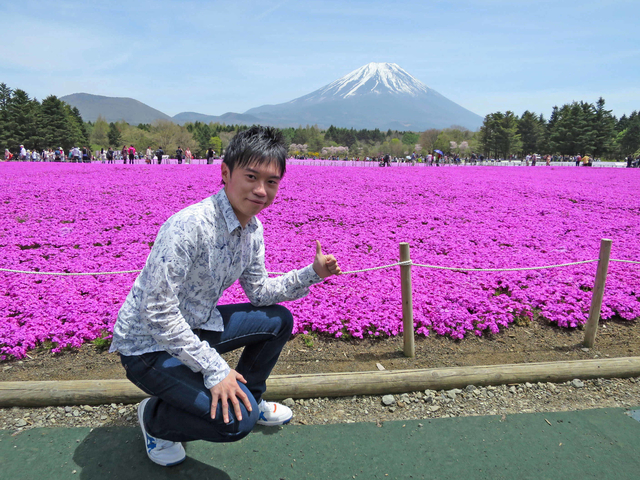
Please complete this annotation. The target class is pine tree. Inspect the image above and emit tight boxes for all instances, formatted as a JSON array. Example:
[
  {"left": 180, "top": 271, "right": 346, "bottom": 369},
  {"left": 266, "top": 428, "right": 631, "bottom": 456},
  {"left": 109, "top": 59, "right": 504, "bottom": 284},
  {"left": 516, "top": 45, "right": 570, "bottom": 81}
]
[
  {"left": 517, "top": 111, "right": 544, "bottom": 155},
  {"left": 5, "top": 89, "right": 40, "bottom": 150},
  {"left": 40, "top": 95, "right": 72, "bottom": 149},
  {"left": 66, "top": 106, "right": 89, "bottom": 147},
  {"left": 0, "top": 83, "right": 13, "bottom": 150},
  {"left": 499, "top": 111, "right": 522, "bottom": 158},
  {"left": 619, "top": 117, "right": 640, "bottom": 155},
  {"left": 592, "top": 98, "right": 616, "bottom": 158}
]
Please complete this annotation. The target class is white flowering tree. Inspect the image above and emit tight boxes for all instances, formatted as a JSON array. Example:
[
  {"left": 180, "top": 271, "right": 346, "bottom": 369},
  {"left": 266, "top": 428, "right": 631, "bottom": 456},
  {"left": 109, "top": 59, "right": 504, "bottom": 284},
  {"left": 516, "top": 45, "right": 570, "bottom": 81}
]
[
  {"left": 321, "top": 145, "right": 349, "bottom": 158},
  {"left": 289, "top": 143, "right": 308, "bottom": 156}
]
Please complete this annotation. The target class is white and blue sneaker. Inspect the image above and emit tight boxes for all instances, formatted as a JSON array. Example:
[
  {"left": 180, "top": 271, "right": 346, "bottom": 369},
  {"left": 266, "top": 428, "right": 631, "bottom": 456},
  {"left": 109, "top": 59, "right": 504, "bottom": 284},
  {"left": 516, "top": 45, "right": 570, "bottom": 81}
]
[
  {"left": 137, "top": 398, "right": 186, "bottom": 466},
  {"left": 256, "top": 399, "right": 293, "bottom": 426}
]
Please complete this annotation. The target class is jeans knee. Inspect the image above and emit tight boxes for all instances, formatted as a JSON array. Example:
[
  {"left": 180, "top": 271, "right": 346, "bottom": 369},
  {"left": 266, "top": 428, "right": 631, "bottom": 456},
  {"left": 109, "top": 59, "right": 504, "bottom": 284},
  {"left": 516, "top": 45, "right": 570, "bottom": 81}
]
[
  {"left": 218, "top": 407, "right": 258, "bottom": 443},
  {"left": 273, "top": 305, "right": 294, "bottom": 336}
]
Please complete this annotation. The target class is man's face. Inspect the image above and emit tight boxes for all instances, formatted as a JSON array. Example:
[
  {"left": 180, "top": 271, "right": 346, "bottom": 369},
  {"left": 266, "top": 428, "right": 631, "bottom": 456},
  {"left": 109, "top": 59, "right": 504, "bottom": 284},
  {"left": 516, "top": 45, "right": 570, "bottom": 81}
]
[{"left": 221, "top": 160, "right": 282, "bottom": 227}]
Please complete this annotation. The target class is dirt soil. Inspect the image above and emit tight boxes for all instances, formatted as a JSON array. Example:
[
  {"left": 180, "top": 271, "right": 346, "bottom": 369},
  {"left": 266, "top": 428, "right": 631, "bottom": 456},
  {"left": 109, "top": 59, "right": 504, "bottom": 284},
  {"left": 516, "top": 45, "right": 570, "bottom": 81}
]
[{"left": 1, "top": 318, "right": 639, "bottom": 382}]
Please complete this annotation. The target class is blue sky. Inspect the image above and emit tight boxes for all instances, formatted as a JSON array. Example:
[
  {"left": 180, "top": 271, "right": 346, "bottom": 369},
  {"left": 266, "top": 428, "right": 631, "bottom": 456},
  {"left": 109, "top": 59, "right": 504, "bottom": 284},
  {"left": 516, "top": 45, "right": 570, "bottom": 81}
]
[{"left": 1, "top": 0, "right": 639, "bottom": 121}]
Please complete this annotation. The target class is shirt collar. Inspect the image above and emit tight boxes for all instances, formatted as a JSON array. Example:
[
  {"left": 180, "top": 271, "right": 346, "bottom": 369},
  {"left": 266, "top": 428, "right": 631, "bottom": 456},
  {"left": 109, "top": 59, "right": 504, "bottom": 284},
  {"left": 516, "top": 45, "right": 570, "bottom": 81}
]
[{"left": 214, "top": 188, "right": 258, "bottom": 235}]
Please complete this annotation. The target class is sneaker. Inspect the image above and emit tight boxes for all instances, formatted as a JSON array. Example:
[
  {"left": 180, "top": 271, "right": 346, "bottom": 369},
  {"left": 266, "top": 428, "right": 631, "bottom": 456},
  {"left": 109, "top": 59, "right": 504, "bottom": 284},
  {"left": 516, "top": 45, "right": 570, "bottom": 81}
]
[
  {"left": 137, "top": 398, "right": 186, "bottom": 466},
  {"left": 256, "top": 399, "right": 293, "bottom": 426}
]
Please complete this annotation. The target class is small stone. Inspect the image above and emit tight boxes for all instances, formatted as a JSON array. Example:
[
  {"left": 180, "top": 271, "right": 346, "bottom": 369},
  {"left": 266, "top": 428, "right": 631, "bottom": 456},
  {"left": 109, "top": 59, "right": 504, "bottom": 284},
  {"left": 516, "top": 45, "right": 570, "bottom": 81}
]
[
  {"left": 509, "top": 386, "right": 517, "bottom": 394},
  {"left": 118, "top": 408, "right": 127, "bottom": 415},
  {"left": 65, "top": 406, "right": 72, "bottom": 413},
  {"left": 397, "top": 401, "right": 406, "bottom": 408},
  {"left": 449, "top": 389, "right": 462, "bottom": 395},
  {"left": 282, "top": 398, "right": 295, "bottom": 407},
  {"left": 581, "top": 348, "right": 590, "bottom": 352},
  {"left": 82, "top": 405, "right": 94, "bottom": 412},
  {"left": 572, "top": 379, "right": 585, "bottom": 388},
  {"left": 388, "top": 406, "right": 396, "bottom": 413},
  {"left": 446, "top": 391, "right": 457, "bottom": 400},
  {"left": 15, "top": 419, "right": 27, "bottom": 427},
  {"left": 100, "top": 415, "right": 108, "bottom": 420},
  {"left": 72, "top": 410, "right": 81, "bottom": 417},
  {"left": 465, "top": 385, "right": 476, "bottom": 392},
  {"left": 111, "top": 403, "right": 117, "bottom": 409},
  {"left": 525, "top": 383, "right": 533, "bottom": 389},
  {"left": 429, "top": 405, "right": 441, "bottom": 412},
  {"left": 382, "top": 395, "right": 395, "bottom": 406},
  {"left": 376, "top": 363, "right": 385, "bottom": 371},
  {"left": 418, "top": 423, "right": 423, "bottom": 427}
]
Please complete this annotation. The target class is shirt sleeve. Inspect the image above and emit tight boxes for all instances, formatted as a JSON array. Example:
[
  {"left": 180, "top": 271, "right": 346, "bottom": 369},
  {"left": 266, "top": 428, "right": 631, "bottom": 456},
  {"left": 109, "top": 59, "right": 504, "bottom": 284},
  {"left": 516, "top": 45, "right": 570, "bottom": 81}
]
[
  {"left": 137, "top": 215, "right": 230, "bottom": 389},
  {"left": 239, "top": 223, "right": 323, "bottom": 306}
]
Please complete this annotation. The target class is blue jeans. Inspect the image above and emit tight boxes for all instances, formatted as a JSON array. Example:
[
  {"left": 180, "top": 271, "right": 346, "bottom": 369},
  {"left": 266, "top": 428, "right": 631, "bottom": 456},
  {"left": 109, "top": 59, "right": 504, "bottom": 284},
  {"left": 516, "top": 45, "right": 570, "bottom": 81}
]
[{"left": 120, "top": 303, "right": 294, "bottom": 443}]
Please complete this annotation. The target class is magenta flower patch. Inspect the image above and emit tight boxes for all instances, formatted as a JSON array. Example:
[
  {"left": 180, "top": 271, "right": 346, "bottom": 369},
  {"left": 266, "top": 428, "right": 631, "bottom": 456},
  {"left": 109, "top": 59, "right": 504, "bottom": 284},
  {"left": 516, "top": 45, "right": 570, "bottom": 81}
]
[{"left": 0, "top": 163, "right": 639, "bottom": 360}]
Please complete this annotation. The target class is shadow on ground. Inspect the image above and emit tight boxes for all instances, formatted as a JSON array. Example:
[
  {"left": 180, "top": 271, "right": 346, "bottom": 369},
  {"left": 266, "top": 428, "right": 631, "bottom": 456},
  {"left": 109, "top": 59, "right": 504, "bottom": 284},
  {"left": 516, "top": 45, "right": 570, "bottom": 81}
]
[{"left": 73, "top": 427, "right": 230, "bottom": 479}]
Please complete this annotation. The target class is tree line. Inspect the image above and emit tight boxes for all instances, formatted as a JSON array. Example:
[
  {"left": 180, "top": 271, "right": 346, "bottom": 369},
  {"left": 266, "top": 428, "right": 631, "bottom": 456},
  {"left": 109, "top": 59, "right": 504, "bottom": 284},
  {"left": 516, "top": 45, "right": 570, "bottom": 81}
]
[
  {"left": 479, "top": 98, "right": 640, "bottom": 159},
  {"left": 3, "top": 82, "right": 638, "bottom": 161},
  {"left": 0, "top": 83, "right": 89, "bottom": 153}
]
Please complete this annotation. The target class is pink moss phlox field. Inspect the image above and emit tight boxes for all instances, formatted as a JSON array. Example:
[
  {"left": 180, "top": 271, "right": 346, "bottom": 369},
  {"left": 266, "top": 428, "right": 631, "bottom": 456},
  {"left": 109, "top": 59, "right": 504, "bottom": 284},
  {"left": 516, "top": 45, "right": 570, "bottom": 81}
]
[{"left": 1, "top": 163, "right": 639, "bottom": 359}]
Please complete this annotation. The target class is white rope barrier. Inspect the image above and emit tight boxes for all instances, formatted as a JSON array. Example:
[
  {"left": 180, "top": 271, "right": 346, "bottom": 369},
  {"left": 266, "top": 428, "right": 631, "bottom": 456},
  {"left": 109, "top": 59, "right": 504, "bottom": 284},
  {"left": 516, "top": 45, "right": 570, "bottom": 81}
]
[
  {"left": 3, "top": 257, "right": 638, "bottom": 277},
  {"left": 410, "top": 259, "right": 599, "bottom": 272},
  {"left": 609, "top": 259, "right": 640, "bottom": 265},
  {"left": 0, "top": 268, "right": 143, "bottom": 276}
]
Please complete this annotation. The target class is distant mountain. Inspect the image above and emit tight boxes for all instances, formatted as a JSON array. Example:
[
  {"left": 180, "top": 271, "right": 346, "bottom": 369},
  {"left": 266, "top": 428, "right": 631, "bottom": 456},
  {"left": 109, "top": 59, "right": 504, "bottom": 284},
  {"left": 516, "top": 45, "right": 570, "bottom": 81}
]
[
  {"left": 244, "top": 63, "right": 483, "bottom": 130},
  {"left": 171, "top": 111, "right": 261, "bottom": 126},
  {"left": 60, "top": 93, "right": 172, "bottom": 124},
  {"left": 62, "top": 63, "right": 483, "bottom": 130}
]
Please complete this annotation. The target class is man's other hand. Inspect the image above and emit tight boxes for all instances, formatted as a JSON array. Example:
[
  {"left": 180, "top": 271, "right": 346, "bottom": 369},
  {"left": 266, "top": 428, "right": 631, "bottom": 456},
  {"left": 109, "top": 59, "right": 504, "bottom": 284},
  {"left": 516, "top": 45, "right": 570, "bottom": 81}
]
[
  {"left": 313, "top": 240, "right": 342, "bottom": 278},
  {"left": 209, "top": 369, "right": 252, "bottom": 423}
]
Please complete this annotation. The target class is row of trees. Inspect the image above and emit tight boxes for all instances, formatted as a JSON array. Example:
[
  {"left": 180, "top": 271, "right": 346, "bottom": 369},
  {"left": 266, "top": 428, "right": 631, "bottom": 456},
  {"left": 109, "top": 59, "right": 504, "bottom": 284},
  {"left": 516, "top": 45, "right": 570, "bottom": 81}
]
[
  {"left": 4, "top": 82, "right": 637, "bottom": 161},
  {"left": 0, "top": 83, "right": 89, "bottom": 153},
  {"left": 88, "top": 117, "right": 205, "bottom": 158},
  {"left": 479, "top": 98, "right": 640, "bottom": 159}
]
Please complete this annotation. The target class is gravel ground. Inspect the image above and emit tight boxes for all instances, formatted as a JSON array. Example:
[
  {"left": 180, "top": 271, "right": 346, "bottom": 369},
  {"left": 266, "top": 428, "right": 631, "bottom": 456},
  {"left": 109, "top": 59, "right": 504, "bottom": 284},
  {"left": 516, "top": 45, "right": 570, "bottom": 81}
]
[{"left": 2, "top": 377, "right": 639, "bottom": 434}]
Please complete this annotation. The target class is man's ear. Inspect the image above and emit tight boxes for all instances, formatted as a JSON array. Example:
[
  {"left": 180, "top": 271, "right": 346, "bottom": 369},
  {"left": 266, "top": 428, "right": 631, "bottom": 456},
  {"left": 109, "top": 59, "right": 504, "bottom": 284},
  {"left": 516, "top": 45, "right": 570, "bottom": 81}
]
[{"left": 221, "top": 162, "right": 230, "bottom": 184}]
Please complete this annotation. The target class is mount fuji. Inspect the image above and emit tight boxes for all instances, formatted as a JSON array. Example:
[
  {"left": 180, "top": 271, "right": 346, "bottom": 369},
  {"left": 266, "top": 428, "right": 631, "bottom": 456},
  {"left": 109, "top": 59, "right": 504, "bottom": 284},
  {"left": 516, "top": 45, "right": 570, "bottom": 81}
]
[
  {"left": 62, "top": 63, "right": 483, "bottom": 130},
  {"left": 243, "top": 62, "right": 483, "bottom": 130}
]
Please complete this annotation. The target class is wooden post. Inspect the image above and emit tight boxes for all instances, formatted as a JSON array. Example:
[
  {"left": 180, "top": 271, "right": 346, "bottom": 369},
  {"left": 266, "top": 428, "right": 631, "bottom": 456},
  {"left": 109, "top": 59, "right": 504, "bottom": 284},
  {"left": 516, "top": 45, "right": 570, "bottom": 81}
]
[
  {"left": 584, "top": 239, "right": 613, "bottom": 348},
  {"left": 400, "top": 242, "right": 415, "bottom": 357}
]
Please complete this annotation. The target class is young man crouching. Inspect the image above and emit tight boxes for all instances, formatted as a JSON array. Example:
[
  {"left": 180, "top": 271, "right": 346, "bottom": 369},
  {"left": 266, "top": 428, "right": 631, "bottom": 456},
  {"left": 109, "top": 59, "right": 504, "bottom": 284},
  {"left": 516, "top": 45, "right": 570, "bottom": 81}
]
[{"left": 110, "top": 126, "right": 341, "bottom": 466}]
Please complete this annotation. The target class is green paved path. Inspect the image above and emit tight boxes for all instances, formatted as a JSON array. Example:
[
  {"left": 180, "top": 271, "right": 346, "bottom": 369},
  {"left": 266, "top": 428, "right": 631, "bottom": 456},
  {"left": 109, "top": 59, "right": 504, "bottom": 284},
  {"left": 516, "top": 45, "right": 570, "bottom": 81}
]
[{"left": 2, "top": 407, "right": 640, "bottom": 479}]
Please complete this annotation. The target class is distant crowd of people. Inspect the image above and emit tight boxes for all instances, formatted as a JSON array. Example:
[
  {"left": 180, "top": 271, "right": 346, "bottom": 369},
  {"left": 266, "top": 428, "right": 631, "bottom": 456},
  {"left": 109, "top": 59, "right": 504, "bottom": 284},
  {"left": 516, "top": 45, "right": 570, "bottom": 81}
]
[
  {"left": 3, "top": 145, "right": 220, "bottom": 164},
  {"left": 4, "top": 144, "right": 639, "bottom": 167},
  {"left": 295, "top": 152, "right": 640, "bottom": 167},
  {"left": 3, "top": 145, "right": 95, "bottom": 162}
]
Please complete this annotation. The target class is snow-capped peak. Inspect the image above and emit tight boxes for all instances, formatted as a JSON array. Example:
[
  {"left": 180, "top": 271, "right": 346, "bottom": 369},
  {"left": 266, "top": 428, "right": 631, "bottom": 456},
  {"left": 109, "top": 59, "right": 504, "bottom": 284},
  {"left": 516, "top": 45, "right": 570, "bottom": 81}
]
[{"left": 316, "top": 62, "right": 430, "bottom": 99}]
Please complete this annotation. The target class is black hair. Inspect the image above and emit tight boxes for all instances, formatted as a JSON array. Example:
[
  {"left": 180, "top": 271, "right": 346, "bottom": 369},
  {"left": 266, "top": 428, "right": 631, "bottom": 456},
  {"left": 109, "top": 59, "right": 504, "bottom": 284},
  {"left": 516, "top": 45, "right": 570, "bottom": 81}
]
[{"left": 223, "top": 126, "right": 287, "bottom": 179}]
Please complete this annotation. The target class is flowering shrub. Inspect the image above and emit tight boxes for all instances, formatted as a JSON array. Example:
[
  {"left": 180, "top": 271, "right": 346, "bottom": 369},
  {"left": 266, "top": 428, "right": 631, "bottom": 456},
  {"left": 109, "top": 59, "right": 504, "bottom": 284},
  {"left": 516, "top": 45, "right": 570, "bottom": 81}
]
[{"left": 0, "top": 163, "right": 639, "bottom": 359}]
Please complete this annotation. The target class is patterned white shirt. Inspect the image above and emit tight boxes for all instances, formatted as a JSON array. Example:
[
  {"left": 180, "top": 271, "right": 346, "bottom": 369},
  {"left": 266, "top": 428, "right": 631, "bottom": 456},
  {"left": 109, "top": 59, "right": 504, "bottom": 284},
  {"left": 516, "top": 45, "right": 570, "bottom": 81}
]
[{"left": 110, "top": 188, "right": 322, "bottom": 389}]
